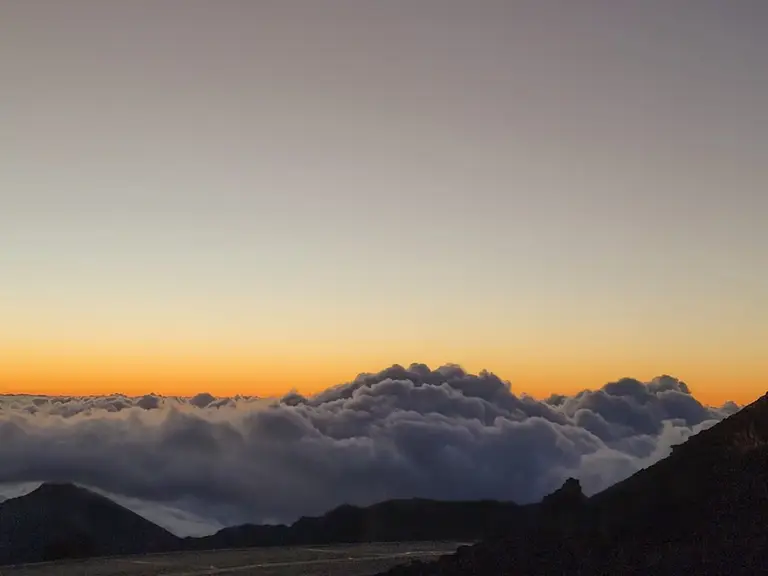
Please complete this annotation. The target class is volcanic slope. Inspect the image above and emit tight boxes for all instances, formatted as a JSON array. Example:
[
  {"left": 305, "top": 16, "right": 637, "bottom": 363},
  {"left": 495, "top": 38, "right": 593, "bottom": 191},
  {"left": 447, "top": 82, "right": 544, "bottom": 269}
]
[
  {"left": 0, "top": 483, "right": 181, "bottom": 565},
  {"left": 381, "top": 392, "right": 768, "bottom": 575}
]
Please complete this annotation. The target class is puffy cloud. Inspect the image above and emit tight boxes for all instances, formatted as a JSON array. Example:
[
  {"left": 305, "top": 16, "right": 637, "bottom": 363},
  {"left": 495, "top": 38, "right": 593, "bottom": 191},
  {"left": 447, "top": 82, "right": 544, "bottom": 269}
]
[
  {"left": 136, "top": 394, "right": 162, "bottom": 410},
  {"left": 0, "top": 392, "right": 262, "bottom": 417},
  {"left": 0, "top": 365, "right": 740, "bottom": 536},
  {"left": 188, "top": 393, "right": 217, "bottom": 409}
]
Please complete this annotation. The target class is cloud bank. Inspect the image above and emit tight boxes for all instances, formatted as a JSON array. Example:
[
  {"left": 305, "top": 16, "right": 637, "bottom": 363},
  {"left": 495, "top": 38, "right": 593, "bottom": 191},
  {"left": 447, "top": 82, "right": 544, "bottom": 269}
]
[{"left": 0, "top": 364, "right": 739, "bottom": 536}]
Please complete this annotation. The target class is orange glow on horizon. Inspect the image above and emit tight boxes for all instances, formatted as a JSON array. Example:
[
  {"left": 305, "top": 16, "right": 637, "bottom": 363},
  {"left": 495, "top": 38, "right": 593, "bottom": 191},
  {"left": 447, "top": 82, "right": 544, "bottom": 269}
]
[{"left": 1, "top": 343, "right": 762, "bottom": 406}]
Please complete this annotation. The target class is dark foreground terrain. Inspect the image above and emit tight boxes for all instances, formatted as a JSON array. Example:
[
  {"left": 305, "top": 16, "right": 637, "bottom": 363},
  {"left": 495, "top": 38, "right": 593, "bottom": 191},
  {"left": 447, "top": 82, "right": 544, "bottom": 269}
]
[
  {"left": 0, "top": 483, "right": 509, "bottom": 566},
  {"left": 379, "top": 392, "right": 768, "bottom": 575},
  {"left": 0, "top": 542, "right": 463, "bottom": 576}
]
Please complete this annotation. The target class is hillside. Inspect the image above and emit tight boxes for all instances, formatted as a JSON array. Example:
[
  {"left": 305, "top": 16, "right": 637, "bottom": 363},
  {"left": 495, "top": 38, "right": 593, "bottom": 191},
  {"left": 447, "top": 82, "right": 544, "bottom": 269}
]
[
  {"left": 192, "top": 498, "right": 521, "bottom": 550},
  {"left": 0, "top": 486, "right": 520, "bottom": 565},
  {"left": 381, "top": 392, "right": 768, "bottom": 575},
  {"left": 0, "top": 483, "right": 180, "bottom": 565}
]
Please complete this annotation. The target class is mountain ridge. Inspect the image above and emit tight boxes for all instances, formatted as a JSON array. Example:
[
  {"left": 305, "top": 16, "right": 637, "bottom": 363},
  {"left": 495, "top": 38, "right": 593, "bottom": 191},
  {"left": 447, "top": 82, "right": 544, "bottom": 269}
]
[
  {"left": 0, "top": 484, "right": 524, "bottom": 565},
  {"left": 0, "top": 481, "right": 179, "bottom": 565}
]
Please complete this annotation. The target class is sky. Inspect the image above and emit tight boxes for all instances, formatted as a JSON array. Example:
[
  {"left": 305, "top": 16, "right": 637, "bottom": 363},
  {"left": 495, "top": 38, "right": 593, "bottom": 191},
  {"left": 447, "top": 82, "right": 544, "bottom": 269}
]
[{"left": 1, "top": 1, "right": 766, "bottom": 405}]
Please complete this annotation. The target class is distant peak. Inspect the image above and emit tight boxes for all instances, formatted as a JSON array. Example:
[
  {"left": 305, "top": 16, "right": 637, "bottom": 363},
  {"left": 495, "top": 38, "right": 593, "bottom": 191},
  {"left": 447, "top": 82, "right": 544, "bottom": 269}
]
[
  {"left": 29, "top": 482, "right": 100, "bottom": 500},
  {"left": 36, "top": 481, "right": 81, "bottom": 491}
]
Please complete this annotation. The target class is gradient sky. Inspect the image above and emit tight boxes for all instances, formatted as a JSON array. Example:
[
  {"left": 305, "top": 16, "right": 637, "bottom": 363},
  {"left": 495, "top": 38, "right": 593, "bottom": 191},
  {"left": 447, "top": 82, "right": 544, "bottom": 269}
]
[{"left": 2, "top": 1, "right": 766, "bottom": 404}]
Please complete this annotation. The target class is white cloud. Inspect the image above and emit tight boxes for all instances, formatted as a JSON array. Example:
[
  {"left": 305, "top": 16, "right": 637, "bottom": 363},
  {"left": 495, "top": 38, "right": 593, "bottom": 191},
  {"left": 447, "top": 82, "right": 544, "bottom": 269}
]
[{"left": 0, "top": 364, "right": 739, "bottom": 536}]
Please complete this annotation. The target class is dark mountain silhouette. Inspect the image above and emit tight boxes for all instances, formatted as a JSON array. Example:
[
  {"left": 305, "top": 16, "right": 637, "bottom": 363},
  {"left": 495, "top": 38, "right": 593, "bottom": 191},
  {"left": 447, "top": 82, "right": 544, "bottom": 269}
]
[
  {"left": 381, "top": 391, "right": 768, "bottom": 575},
  {"left": 0, "top": 485, "right": 520, "bottom": 565},
  {"left": 190, "top": 498, "right": 521, "bottom": 550},
  {"left": 0, "top": 483, "right": 180, "bottom": 565}
]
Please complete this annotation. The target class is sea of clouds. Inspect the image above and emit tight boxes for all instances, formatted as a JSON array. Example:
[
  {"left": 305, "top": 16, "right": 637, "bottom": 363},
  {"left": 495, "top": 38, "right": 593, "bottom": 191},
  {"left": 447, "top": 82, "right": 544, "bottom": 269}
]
[{"left": 0, "top": 364, "right": 740, "bottom": 536}]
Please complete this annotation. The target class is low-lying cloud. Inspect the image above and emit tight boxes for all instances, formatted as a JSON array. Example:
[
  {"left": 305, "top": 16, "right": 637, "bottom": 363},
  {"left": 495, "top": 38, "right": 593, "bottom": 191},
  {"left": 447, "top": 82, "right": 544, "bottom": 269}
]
[{"left": 0, "top": 364, "right": 739, "bottom": 536}]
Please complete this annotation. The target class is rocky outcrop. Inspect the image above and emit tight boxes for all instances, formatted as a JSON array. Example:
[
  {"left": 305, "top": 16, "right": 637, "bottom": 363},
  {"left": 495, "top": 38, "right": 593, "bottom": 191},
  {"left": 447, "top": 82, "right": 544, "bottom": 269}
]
[{"left": 540, "top": 477, "right": 586, "bottom": 511}]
